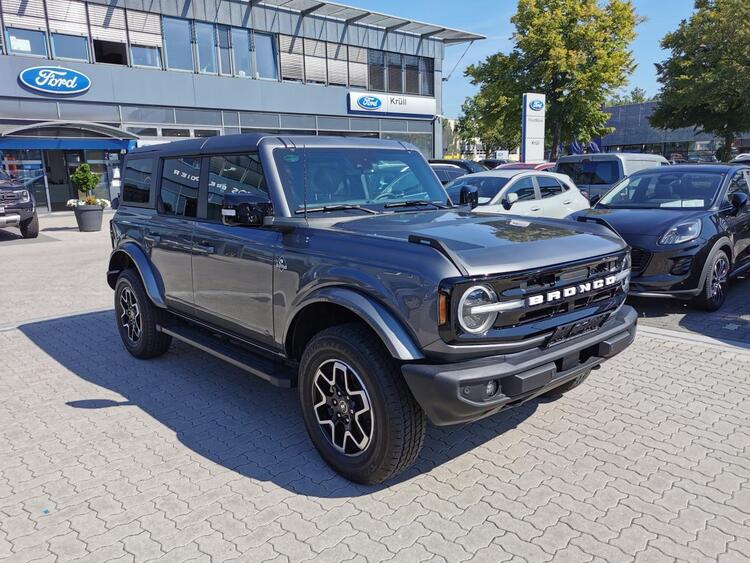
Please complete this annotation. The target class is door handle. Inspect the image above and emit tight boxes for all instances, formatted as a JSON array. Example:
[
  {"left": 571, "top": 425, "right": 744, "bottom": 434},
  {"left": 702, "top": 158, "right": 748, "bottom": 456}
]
[
  {"left": 562, "top": 200, "right": 572, "bottom": 205},
  {"left": 144, "top": 234, "right": 161, "bottom": 244},
  {"left": 531, "top": 207, "right": 541, "bottom": 212},
  {"left": 194, "top": 244, "right": 216, "bottom": 255}
]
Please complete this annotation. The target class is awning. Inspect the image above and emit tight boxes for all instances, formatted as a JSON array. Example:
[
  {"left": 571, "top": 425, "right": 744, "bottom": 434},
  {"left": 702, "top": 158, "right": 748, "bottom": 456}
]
[{"left": 0, "top": 138, "right": 136, "bottom": 150}]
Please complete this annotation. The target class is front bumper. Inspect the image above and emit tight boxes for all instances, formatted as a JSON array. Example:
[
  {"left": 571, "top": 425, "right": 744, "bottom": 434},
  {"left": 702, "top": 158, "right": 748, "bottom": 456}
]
[
  {"left": 0, "top": 204, "right": 34, "bottom": 227},
  {"left": 402, "top": 305, "right": 637, "bottom": 426},
  {"left": 628, "top": 241, "right": 709, "bottom": 299}
]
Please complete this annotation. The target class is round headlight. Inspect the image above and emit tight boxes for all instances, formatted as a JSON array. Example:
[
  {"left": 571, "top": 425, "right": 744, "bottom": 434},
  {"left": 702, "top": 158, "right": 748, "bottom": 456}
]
[{"left": 458, "top": 285, "right": 498, "bottom": 335}]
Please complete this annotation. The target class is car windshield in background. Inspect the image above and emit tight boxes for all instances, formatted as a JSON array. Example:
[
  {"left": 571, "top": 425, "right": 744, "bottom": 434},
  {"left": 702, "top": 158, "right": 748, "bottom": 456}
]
[
  {"left": 0, "top": 169, "right": 10, "bottom": 181},
  {"left": 557, "top": 160, "right": 619, "bottom": 185},
  {"left": 445, "top": 176, "right": 510, "bottom": 204},
  {"left": 598, "top": 171, "right": 724, "bottom": 210},
  {"left": 273, "top": 148, "right": 449, "bottom": 213}
]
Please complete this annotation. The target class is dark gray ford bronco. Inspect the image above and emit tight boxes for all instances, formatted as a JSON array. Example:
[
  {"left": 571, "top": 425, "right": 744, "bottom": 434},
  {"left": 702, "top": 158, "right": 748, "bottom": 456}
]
[
  {"left": 0, "top": 169, "right": 39, "bottom": 238},
  {"left": 108, "top": 134, "right": 636, "bottom": 484}
]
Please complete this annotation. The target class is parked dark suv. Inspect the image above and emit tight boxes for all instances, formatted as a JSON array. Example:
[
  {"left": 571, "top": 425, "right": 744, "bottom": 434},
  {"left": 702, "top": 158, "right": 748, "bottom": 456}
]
[
  {"left": 108, "top": 135, "right": 636, "bottom": 483},
  {"left": 0, "top": 169, "right": 39, "bottom": 238}
]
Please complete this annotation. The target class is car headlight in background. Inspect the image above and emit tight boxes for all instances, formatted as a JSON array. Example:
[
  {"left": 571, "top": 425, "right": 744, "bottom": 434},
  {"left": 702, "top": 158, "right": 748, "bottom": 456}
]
[
  {"left": 457, "top": 285, "right": 498, "bottom": 335},
  {"left": 13, "top": 190, "right": 31, "bottom": 203},
  {"left": 659, "top": 218, "right": 701, "bottom": 245}
]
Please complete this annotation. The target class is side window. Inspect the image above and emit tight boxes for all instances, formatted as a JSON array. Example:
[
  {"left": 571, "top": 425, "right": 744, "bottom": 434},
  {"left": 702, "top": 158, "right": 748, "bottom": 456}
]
[
  {"left": 121, "top": 158, "right": 153, "bottom": 205},
  {"left": 506, "top": 177, "right": 536, "bottom": 201},
  {"left": 160, "top": 157, "right": 199, "bottom": 217},
  {"left": 537, "top": 176, "right": 565, "bottom": 198},
  {"left": 727, "top": 171, "right": 750, "bottom": 201},
  {"left": 207, "top": 154, "right": 268, "bottom": 221}
]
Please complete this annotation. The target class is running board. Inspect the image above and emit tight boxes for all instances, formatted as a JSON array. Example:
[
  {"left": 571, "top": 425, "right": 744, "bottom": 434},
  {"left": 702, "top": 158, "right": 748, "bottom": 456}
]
[{"left": 158, "top": 322, "right": 297, "bottom": 388}]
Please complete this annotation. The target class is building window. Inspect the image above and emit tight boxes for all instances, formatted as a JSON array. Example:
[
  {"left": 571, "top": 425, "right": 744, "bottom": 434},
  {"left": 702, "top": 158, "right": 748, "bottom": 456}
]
[
  {"left": 387, "top": 52, "right": 403, "bottom": 94},
  {"left": 121, "top": 157, "right": 154, "bottom": 204},
  {"left": 420, "top": 57, "right": 434, "bottom": 96},
  {"left": 160, "top": 157, "right": 199, "bottom": 217},
  {"left": 327, "top": 43, "right": 348, "bottom": 86},
  {"left": 163, "top": 17, "right": 194, "bottom": 71},
  {"left": 368, "top": 50, "right": 385, "bottom": 92},
  {"left": 131, "top": 45, "right": 161, "bottom": 68},
  {"left": 94, "top": 40, "right": 128, "bottom": 65},
  {"left": 51, "top": 33, "right": 88, "bottom": 61},
  {"left": 232, "top": 28, "right": 252, "bottom": 77},
  {"left": 195, "top": 22, "right": 217, "bottom": 74},
  {"left": 194, "top": 129, "right": 219, "bottom": 137},
  {"left": 304, "top": 38, "right": 327, "bottom": 84},
  {"left": 348, "top": 46, "right": 368, "bottom": 89},
  {"left": 217, "top": 26, "right": 232, "bottom": 76},
  {"left": 126, "top": 126, "right": 158, "bottom": 136},
  {"left": 253, "top": 33, "right": 278, "bottom": 79},
  {"left": 162, "top": 128, "right": 191, "bottom": 137},
  {"left": 6, "top": 27, "right": 48, "bottom": 57},
  {"left": 279, "top": 35, "right": 304, "bottom": 82},
  {"left": 404, "top": 55, "right": 419, "bottom": 95}
]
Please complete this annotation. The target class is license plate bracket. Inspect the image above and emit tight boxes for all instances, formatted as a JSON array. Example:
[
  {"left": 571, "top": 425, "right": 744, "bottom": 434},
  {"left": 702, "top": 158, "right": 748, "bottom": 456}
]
[{"left": 547, "top": 313, "right": 609, "bottom": 347}]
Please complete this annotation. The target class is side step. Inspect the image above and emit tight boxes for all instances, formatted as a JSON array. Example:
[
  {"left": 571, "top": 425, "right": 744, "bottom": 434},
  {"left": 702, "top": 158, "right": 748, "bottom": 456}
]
[{"left": 158, "top": 322, "right": 297, "bottom": 388}]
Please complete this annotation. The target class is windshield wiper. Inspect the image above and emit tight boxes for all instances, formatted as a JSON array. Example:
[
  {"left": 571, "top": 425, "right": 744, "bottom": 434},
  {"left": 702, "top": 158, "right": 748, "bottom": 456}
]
[
  {"left": 384, "top": 199, "right": 450, "bottom": 209},
  {"left": 295, "top": 204, "right": 377, "bottom": 215}
]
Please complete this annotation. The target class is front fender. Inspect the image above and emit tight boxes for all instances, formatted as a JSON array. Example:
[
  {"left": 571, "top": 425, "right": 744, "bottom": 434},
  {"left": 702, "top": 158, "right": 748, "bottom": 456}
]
[
  {"left": 107, "top": 242, "right": 167, "bottom": 308},
  {"left": 285, "top": 287, "right": 425, "bottom": 361}
]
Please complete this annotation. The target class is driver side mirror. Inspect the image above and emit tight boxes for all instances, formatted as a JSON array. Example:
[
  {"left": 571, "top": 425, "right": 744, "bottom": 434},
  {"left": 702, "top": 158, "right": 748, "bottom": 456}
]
[
  {"left": 111, "top": 196, "right": 120, "bottom": 210},
  {"left": 222, "top": 192, "right": 273, "bottom": 227},
  {"left": 459, "top": 185, "right": 479, "bottom": 209},
  {"left": 730, "top": 192, "right": 748, "bottom": 214},
  {"left": 501, "top": 192, "right": 519, "bottom": 211}
]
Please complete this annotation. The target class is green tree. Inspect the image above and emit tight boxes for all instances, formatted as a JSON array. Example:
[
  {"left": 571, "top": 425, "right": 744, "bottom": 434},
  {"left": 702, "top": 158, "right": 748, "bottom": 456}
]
[
  {"left": 455, "top": 95, "right": 520, "bottom": 156},
  {"left": 650, "top": 0, "right": 750, "bottom": 161},
  {"left": 608, "top": 86, "right": 651, "bottom": 106},
  {"left": 460, "top": 0, "right": 638, "bottom": 160}
]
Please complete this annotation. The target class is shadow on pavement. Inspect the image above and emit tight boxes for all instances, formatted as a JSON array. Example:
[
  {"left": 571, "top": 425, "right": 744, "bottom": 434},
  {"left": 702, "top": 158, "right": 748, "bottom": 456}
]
[
  {"left": 627, "top": 273, "right": 750, "bottom": 345},
  {"left": 20, "top": 310, "right": 539, "bottom": 497}
]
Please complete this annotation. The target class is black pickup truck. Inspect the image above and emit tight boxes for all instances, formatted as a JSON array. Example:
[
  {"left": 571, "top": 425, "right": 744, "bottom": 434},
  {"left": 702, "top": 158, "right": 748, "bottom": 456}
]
[
  {"left": 107, "top": 134, "right": 636, "bottom": 484},
  {"left": 0, "top": 170, "right": 39, "bottom": 238}
]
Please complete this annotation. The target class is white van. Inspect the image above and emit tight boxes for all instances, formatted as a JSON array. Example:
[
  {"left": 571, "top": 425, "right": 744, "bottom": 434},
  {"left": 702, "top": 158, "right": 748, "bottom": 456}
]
[{"left": 555, "top": 153, "right": 669, "bottom": 200}]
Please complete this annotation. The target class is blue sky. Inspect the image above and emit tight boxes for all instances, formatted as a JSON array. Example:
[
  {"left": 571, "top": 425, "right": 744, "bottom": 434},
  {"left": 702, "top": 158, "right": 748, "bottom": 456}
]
[{"left": 351, "top": 0, "right": 696, "bottom": 118}]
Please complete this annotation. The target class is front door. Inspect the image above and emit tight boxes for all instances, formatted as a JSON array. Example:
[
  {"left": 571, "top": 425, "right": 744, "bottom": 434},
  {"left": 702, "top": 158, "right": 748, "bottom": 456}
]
[
  {"left": 502, "top": 176, "right": 543, "bottom": 216},
  {"left": 191, "top": 153, "right": 278, "bottom": 345},
  {"left": 725, "top": 170, "right": 750, "bottom": 266},
  {"left": 46, "top": 150, "right": 83, "bottom": 211}
]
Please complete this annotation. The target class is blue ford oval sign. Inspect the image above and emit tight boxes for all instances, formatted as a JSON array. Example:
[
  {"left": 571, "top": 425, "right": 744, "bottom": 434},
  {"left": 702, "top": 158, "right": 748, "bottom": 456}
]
[
  {"left": 19, "top": 66, "right": 91, "bottom": 95},
  {"left": 529, "top": 99, "right": 545, "bottom": 111},
  {"left": 357, "top": 95, "right": 383, "bottom": 111}
]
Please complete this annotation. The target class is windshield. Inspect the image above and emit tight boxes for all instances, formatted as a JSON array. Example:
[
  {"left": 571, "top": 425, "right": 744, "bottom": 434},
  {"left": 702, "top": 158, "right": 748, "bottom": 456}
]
[
  {"left": 445, "top": 176, "right": 510, "bottom": 204},
  {"left": 557, "top": 160, "right": 619, "bottom": 185},
  {"left": 0, "top": 169, "right": 10, "bottom": 181},
  {"left": 598, "top": 170, "right": 724, "bottom": 210},
  {"left": 273, "top": 147, "right": 450, "bottom": 212}
]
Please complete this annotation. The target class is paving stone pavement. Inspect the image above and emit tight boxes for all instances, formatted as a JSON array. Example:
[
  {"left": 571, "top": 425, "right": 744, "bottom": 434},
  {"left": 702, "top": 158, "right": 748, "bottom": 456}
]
[{"left": 1, "top": 310, "right": 749, "bottom": 562}]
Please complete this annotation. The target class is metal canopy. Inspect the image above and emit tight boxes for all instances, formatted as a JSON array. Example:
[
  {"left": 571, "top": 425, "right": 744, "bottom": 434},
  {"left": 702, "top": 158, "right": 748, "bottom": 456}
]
[{"left": 254, "top": 0, "right": 485, "bottom": 44}]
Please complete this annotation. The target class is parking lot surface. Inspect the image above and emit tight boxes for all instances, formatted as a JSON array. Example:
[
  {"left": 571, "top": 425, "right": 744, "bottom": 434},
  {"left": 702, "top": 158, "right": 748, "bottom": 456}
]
[{"left": 1, "top": 213, "right": 749, "bottom": 562}]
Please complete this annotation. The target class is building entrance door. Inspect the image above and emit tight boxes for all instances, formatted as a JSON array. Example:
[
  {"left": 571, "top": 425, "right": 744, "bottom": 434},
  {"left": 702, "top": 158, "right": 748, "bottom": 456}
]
[{"left": 46, "top": 150, "right": 84, "bottom": 211}]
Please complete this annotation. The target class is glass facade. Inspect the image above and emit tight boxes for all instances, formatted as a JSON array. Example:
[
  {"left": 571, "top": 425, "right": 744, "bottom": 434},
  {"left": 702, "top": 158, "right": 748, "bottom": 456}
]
[
  {"left": 163, "top": 17, "right": 193, "bottom": 71},
  {"left": 6, "top": 28, "right": 48, "bottom": 57},
  {"left": 51, "top": 33, "right": 88, "bottom": 61}
]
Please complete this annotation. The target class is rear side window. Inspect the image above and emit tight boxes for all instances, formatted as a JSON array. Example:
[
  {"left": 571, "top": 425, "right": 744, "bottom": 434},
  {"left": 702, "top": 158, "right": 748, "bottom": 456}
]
[
  {"left": 121, "top": 157, "right": 154, "bottom": 205},
  {"left": 160, "top": 157, "right": 199, "bottom": 218},
  {"left": 207, "top": 153, "right": 268, "bottom": 221},
  {"left": 557, "top": 160, "right": 619, "bottom": 185},
  {"left": 537, "top": 175, "right": 565, "bottom": 198}
]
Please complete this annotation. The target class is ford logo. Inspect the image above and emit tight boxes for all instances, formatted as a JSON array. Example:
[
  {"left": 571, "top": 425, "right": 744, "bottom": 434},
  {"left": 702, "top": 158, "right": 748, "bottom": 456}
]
[
  {"left": 529, "top": 99, "right": 545, "bottom": 111},
  {"left": 19, "top": 66, "right": 91, "bottom": 95},
  {"left": 357, "top": 95, "right": 383, "bottom": 111}
]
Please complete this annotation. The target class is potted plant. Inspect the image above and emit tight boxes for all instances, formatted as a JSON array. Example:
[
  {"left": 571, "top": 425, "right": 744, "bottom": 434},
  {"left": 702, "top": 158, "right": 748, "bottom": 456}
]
[{"left": 67, "top": 163, "right": 110, "bottom": 232}]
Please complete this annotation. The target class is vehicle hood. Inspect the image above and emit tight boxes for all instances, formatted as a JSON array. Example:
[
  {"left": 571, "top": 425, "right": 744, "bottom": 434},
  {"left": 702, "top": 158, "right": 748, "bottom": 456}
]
[
  {"left": 0, "top": 178, "right": 24, "bottom": 190},
  {"left": 320, "top": 209, "right": 627, "bottom": 276},
  {"left": 576, "top": 207, "right": 706, "bottom": 237}
]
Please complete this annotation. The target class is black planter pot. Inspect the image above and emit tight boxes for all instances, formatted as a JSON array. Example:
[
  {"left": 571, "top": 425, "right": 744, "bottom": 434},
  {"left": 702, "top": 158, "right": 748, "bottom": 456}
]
[{"left": 73, "top": 204, "right": 104, "bottom": 232}]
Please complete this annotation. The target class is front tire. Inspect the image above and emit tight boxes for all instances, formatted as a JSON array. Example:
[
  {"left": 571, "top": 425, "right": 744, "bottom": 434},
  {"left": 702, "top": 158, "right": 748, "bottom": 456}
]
[
  {"left": 693, "top": 250, "right": 730, "bottom": 311},
  {"left": 298, "top": 323, "right": 426, "bottom": 484},
  {"left": 20, "top": 214, "right": 39, "bottom": 239},
  {"left": 114, "top": 269, "right": 172, "bottom": 358}
]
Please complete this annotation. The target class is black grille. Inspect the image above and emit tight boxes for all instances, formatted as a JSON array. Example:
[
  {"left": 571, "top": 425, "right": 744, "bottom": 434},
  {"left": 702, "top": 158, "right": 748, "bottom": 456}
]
[
  {"left": 0, "top": 191, "right": 21, "bottom": 203},
  {"left": 630, "top": 248, "right": 651, "bottom": 274}
]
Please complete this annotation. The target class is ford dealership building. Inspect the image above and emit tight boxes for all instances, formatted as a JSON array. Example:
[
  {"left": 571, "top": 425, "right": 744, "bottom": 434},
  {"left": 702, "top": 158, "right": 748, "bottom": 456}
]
[{"left": 0, "top": 0, "right": 481, "bottom": 211}]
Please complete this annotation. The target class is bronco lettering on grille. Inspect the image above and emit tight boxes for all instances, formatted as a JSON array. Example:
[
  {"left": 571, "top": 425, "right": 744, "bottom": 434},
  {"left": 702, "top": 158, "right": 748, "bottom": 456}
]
[{"left": 527, "top": 275, "right": 617, "bottom": 306}]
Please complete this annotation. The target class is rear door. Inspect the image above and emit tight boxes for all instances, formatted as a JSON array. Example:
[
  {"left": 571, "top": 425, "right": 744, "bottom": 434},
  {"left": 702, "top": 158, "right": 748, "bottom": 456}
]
[
  {"left": 191, "top": 152, "right": 279, "bottom": 345},
  {"left": 148, "top": 155, "right": 200, "bottom": 313},
  {"left": 534, "top": 174, "right": 571, "bottom": 218}
]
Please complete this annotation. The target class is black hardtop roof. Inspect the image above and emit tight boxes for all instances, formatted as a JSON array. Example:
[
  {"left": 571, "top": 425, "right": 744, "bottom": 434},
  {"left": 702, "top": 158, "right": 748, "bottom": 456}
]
[{"left": 127, "top": 133, "right": 414, "bottom": 158}]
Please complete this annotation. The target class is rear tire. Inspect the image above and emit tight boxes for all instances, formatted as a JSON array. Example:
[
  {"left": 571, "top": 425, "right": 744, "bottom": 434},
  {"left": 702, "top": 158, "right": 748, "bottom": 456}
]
[
  {"left": 114, "top": 269, "right": 172, "bottom": 359},
  {"left": 298, "top": 323, "right": 426, "bottom": 484},
  {"left": 20, "top": 214, "right": 39, "bottom": 239},
  {"left": 693, "top": 250, "right": 730, "bottom": 312}
]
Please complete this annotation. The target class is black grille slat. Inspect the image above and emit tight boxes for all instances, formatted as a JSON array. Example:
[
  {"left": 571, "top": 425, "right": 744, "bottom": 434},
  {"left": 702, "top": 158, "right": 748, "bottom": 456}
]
[
  {"left": 0, "top": 191, "right": 21, "bottom": 203},
  {"left": 630, "top": 248, "right": 651, "bottom": 274}
]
